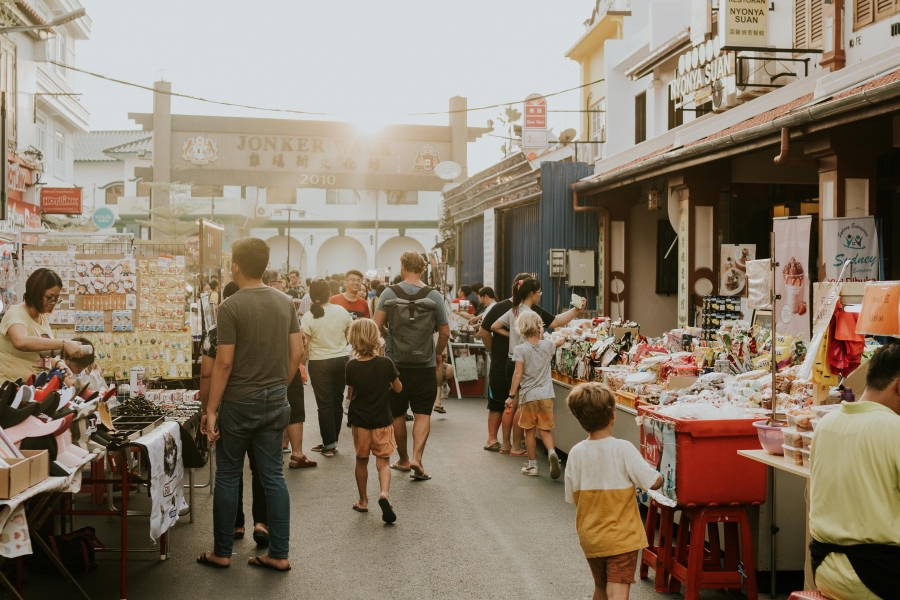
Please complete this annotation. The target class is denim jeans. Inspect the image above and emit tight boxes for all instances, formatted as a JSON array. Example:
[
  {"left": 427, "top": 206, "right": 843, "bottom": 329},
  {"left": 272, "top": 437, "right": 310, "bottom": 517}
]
[
  {"left": 235, "top": 445, "right": 267, "bottom": 529},
  {"left": 214, "top": 384, "right": 290, "bottom": 559},
  {"left": 308, "top": 356, "right": 348, "bottom": 450}
]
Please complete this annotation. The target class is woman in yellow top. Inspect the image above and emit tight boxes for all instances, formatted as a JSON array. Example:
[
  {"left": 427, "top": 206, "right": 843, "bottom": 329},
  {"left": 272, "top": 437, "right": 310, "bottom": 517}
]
[{"left": 0, "top": 268, "right": 84, "bottom": 384}]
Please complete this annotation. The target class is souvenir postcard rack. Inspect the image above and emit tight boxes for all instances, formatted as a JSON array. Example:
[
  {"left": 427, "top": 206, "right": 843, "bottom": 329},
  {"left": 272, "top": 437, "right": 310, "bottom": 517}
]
[{"left": 24, "top": 244, "right": 192, "bottom": 382}]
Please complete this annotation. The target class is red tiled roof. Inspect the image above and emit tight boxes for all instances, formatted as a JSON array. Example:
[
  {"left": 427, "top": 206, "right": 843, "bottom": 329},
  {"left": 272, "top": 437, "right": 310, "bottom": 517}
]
[
  {"left": 684, "top": 93, "right": 813, "bottom": 147},
  {"left": 14, "top": 1, "right": 52, "bottom": 29},
  {"left": 595, "top": 144, "right": 673, "bottom": 178},
  {"left": 587, "top": 66, "right": 900, "bottom": 182}
]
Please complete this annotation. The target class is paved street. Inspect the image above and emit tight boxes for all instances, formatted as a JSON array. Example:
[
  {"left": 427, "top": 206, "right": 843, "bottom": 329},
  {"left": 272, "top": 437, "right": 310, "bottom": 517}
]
[{"left": 18, "top": 386, "right": 758, "bottom": 600}]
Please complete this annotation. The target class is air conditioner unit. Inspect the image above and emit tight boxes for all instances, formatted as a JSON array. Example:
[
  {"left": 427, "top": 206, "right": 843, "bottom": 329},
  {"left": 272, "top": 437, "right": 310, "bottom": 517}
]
[
  {"left": 255, "top": 205, "right": 271, "bottom": 218},
  {"left": 711, "top": 77, "right": 739, "bottom": 113},
  {"left": 736, "top": 52, "right": 785, "bottom": 100}
]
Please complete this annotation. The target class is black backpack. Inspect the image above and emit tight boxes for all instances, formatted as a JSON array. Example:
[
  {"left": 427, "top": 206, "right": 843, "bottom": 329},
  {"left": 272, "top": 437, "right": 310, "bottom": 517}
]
[{"left": 383, "top": 285, "right": 438, "bottom": 366}]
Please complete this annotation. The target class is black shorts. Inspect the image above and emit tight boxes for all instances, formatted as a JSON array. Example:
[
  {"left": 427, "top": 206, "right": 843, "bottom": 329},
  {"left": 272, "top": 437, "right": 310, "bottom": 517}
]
[
  {"left": 487, "top": 365, "right": 507, "bottom": 412},
  {"left": 390, "top": 366, "right": 437, "bottom": 417},
  {"left": 505, "top": 357, "right": 516, "bottom": 392},
  {"left": 287, "top": 373, "right": 305, "bottom": 424}
]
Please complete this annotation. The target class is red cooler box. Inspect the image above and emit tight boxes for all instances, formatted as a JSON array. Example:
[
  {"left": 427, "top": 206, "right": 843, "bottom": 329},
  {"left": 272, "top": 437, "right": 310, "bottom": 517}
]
[{"left": 638, "top": 407, "right": 767, "bottom": 506}]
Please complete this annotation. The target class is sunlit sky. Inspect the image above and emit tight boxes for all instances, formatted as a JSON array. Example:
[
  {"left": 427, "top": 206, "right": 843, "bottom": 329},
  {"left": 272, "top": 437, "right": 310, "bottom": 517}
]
[{"left": 75, "top": 0, "right": 596, "bottom": 175}]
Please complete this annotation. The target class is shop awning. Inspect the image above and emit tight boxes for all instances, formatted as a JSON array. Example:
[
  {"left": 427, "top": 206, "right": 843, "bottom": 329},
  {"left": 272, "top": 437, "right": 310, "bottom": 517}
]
[
  {"left": 442, "top": 152, "right": 541, "bottom": 224},
  {"left": 574, "top": 54, "right": 900, "bottom": 196}
]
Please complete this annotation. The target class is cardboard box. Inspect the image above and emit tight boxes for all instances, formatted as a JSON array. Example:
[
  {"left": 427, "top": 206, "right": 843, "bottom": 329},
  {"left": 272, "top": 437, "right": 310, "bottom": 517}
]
[
  {"left": 612, "top": 326, "right": 640, "bottom": 341},
  {"left": 0, "top": 458, "right": 32, "bottom": 499},
  {"left": 668, "top": 376, "right": 698, "bottom": 390},
  {"left": 21, "top": 450, "right": 49, "bottom": 487}
]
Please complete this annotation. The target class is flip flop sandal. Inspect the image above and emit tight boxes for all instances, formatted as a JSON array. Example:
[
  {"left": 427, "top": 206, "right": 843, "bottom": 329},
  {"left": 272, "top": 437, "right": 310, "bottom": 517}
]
[
  {"left": 389, "top": 462, "right": 411, "bottom": 472},
  {"left": 321, "top": 449, "right": 336, "bottom": 457},
  {"left": 289, "top": 455, "right": 317, "bottom": 469},
  {"left": 248, "top": 556, "right": 291, "bottom": 572},
  {"left": 352, "top": 503, "right": 368, "bottom": 513},
  {"left": 483, "top": 442, "right": 502, "bottom": 452},
  {"left": 509, "top": 450, "right": 528, "bottom": 457},
  {"left": 409, "top": 473, "right": 432, "bottom": 481},
  {"left": 499, "top": 449, "right": 511, "bottom": 455},
  {"left": 433, "top": 405, "right": 446, "bottom": 414},
  {"left": 253, "top": 529, "right": 270, "bottom": 548},
  {"left": 197, "top": 552, "right": 229, "bottom": 568},
  {"left": 378, "top": 498, "right": 397, "bottom": 523}
]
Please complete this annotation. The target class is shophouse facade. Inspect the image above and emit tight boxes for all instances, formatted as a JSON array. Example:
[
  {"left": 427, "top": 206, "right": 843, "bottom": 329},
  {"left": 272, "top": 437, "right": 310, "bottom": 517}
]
[
  {"left": 74, "top": 84, "right": 488, "bottom": 279},
  {"left": 568, "top": 0, "right": 900, "bottom": 338},
  {"left": 0, "top": 0, "right": 90, "bottom": 234}
]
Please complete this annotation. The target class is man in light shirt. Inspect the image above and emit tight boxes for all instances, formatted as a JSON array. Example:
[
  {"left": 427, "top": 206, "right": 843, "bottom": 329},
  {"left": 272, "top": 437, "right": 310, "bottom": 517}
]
[{"left": 809, "top": 343, "right": 900, "bottom": 599}]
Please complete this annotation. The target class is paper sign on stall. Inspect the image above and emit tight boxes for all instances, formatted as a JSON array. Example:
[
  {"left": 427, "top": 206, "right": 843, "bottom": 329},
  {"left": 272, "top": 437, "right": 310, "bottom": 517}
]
[{"left": 822, "top": 217, "right": 879, "bottom": 282}]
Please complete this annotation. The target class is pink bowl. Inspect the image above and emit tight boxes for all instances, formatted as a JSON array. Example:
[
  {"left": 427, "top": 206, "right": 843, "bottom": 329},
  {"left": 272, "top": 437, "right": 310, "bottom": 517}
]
[{"left": 753, "top": 420, "right": 785, "bottom": 455}]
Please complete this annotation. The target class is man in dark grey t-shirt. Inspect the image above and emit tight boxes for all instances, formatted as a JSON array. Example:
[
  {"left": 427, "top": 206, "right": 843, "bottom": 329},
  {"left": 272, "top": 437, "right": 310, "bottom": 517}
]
[{"left": 200, "top": 237, "right": 302, "bottom": 572}]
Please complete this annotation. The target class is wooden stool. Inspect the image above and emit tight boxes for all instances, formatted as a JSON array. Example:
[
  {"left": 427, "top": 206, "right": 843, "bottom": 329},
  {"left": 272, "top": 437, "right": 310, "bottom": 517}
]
[
  {"left": 639, "top": 499, "right": 677, "bottom": 592},
  {"left": 670, "top": 506, "right": 758, "bottom": 600}
]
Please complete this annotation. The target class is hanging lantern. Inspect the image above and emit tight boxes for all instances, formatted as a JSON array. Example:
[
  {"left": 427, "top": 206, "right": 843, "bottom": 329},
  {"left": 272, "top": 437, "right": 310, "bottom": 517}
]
[{"left": 647, "top": 184, "right": 661, "bottom": 211}]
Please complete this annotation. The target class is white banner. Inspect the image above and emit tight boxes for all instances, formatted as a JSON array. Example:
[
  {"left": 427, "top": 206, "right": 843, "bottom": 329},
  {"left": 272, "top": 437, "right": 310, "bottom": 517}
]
[
  {"left": 773, "top": 217, "right": 812, "bottom": 340},
  {"left": 822, "top": 216, "right": 879, "bottom": 283},
  {"left": 483, "top": 208, "right": 495, "bottom": 290},
  {"left": 719, "top": 244, "right": 756, "bottom": 296}
]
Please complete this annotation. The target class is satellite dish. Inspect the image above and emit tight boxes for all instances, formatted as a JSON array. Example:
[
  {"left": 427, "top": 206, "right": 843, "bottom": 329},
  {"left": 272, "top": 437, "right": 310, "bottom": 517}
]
[
  {"left": 434, "top": 161, "right": 462, "bottom": 181},
  {"left": 559, "top": 128, "right": 577, "bottom": 143}
]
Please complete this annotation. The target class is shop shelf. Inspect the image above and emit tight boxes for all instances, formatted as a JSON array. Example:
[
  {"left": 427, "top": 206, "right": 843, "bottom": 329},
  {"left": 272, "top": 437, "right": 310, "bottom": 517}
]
[{"left": 638, "top": 407, "right": 768, "bottom": 506}]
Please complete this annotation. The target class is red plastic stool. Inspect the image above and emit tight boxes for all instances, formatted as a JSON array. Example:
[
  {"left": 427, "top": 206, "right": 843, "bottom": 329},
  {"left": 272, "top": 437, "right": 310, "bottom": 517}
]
[
  {"left": 670, "top": 506, "right": 758, "bottom": 600},
  {"left": 788, "top": 593, "right": 830, "bottom": 600},
  {"left": 639, "top": 499, "right": 677, "bottom": 591}
]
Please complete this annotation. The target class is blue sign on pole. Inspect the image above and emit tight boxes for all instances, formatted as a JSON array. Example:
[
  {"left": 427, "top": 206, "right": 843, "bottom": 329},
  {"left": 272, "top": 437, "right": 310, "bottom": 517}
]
[{"left": 92, "top": 207, "right": 116, "bottom": 229}]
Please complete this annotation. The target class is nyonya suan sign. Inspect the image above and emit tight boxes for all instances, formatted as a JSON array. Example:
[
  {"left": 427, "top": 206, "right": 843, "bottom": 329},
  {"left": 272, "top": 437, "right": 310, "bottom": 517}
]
[{"left": 41, "top": 187, "right": 83, "bottom": 214}]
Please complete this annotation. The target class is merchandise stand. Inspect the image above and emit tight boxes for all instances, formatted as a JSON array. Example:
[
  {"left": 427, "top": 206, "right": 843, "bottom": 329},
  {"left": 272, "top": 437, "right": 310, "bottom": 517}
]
[
  {"left": 447, "top": 341, "right": 489, "bottom": 399},
  {"left": 0, "top": 230, "right": 22, "bottom": 314}
]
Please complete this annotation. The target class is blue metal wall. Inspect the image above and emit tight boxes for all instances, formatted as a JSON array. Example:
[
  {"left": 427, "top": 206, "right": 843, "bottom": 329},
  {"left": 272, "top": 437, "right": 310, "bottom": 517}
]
[
  {"left": 458, "top": 216, "right": 484, "bottom": 286},
  {"left": 538, "top": 161, "right": 597, "bottom": 313},
  {"left": 499, "top": 201, "right": 541, "bottom": 299}
]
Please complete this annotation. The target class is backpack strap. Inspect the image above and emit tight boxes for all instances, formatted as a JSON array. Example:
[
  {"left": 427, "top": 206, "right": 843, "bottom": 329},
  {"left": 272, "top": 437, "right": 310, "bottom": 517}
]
[{"left": 389, "top": 284, "right": 432, "bottom": 301}]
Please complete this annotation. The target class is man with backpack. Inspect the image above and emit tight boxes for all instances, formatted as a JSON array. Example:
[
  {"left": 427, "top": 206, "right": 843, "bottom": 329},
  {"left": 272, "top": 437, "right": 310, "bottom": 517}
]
[{"left": 374, "top": 251, "right": 449, "bottom": 481}]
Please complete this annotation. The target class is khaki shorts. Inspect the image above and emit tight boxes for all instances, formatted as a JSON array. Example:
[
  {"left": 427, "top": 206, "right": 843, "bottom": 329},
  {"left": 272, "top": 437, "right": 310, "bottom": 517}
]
[
  {"left": 352, "top": 425, "right": 397, "bottom": 458},
  {"left": 518, "top": 399, "right": 555, "bottom": 430},
  {"left": 587, "top": 550, "right": 638, "bottom": 587}
]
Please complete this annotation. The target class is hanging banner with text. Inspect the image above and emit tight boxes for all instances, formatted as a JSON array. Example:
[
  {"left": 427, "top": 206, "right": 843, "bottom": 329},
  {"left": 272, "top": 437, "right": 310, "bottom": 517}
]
[
  {"left": 773, "top": 217, "right": 811, "bottom": 341},
  {"left": 822, "top": 216, "right": 880, "bottom": 283}
]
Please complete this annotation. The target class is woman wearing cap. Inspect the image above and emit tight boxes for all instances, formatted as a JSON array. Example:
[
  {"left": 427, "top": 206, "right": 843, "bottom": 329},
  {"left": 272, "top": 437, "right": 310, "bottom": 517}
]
[{"left": 0, "top": 268, "right": 84, "bottom": 384}]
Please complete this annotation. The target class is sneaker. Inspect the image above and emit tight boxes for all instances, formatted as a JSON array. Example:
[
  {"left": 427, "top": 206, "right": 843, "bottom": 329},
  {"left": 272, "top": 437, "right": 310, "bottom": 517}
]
[
  {"left": 549, "top": 453, "right": 561, "bottom": 480},
  {"left": 282, "top": 443, "right": 291, "bottom": 454},
  {"left": 521, "top": 465, "right": 538, "bottom": 476}
]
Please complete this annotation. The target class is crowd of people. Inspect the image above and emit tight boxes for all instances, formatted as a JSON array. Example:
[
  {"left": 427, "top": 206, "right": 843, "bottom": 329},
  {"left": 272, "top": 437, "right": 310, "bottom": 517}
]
[
  {"left": 191, "top": 239, "right": 675, "bottom": 597},
  {"left": 0, "top": 234, "right": 890, "bottom": 598}
]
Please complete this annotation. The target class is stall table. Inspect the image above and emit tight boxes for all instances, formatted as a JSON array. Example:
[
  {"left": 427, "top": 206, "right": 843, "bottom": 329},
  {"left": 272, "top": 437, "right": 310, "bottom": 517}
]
[{"left": 738, "top": 449, "right": 815, "bottom": 594}]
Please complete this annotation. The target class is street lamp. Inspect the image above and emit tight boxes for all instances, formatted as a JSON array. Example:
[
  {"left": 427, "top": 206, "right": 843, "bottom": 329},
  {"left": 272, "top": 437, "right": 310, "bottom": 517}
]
[
  {"left": 275, "top": 208, "right": 304, "bottom": 272},
  {"left": 0, "top": 8, "right": 87, "bottom": 33}
]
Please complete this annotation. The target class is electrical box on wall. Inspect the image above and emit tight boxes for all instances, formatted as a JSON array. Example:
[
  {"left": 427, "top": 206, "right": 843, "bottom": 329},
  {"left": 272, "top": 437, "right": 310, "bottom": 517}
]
[
  {"left": 567, "top": 249, "right": 596, "bottom": 287},
  {"left": 549, "top": 248, "right": 567, "bottom": 277}
]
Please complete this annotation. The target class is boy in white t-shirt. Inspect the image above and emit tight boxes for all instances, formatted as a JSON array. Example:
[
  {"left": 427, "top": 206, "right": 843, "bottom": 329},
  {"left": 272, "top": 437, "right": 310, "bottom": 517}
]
[
  {"left": 564, "top": 382, "right": 662, "bottom": 600},
  {"left": 505, "top": 311, "right": 566, "bottom": 478}
]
